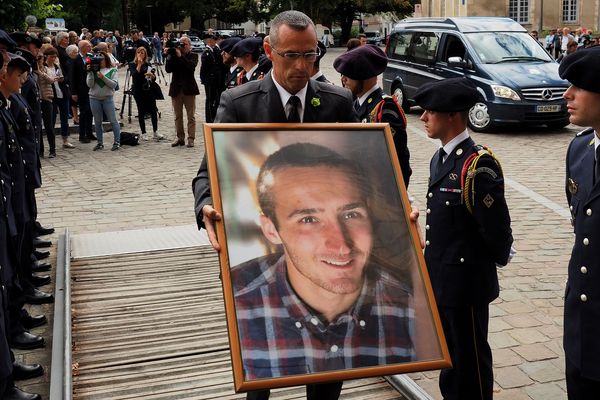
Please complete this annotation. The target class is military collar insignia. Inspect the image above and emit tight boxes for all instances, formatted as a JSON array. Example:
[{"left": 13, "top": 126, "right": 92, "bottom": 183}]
[
  {"left": 456, "top": 148, "right": 463, "bottom": 156},
  {"left": 367, "top": 97, "right": 373, "bottom": 104},
  {"left": 449, "top": 173, "right": 458, "bottom": 181},
  {"left": 568, "top": 178, "right": 578, "bottom": 194}
]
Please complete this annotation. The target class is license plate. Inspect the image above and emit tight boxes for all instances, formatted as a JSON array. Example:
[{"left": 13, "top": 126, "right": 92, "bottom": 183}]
[{"left": 536, "top": 105, "right": 561, "bottom": 112}]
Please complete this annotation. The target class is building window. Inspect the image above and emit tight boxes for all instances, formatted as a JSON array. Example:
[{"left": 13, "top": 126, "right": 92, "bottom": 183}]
[
  {"left": 563, "top": 0, "right": 578, "bottom": 22},
  {"left": 509, "top": 0, "right": 529, "bottom": 24}
]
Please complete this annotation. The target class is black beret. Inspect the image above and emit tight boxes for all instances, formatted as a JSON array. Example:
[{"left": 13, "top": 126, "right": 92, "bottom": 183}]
[
  {"left": 7, "top": 52, "right": 31, "bottom": 73},
  {"left": 12, "top": 48, "right": 35, "bottom": 67},
  {"left": 0, "top": 30, "right": 17, "bottom": 51},
  {"left": 230, "top": 37, "right": 263, "bottom": 57},
  {"left": 220, "top": 37, "right": 242, "bottom": 54},
  {"left": 414, "top": 77, "right": 482, "bottom": 112},
  {"left": 333, "top": 44, "right": 387, "bottom": 80},
  {"left": 559, "top": 46, "right": 600, "bottom": 93},
  {"left": 9, "top": 32, "right": 42, "bottom": 48}
]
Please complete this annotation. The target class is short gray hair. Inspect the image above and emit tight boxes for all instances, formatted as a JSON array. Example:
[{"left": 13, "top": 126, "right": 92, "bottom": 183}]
[
  {"left": 269, "top": 10, "right": 315, "bottom": 47},
  {"left": 66, "top": 44, "right": 78, "bottom": 56},
  {"left": 56, "top": 31, "right": 69, "bottom": 43}
]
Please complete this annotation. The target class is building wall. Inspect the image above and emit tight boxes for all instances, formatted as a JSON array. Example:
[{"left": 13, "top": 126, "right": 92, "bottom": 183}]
[{"left": 419, "top": 0, "right": 599, "bottom": 31}]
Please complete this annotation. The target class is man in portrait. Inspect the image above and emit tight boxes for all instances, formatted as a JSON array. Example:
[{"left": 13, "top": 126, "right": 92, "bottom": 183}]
[{"left": 231, "top": 142, "right": 416, "bottom": 380}]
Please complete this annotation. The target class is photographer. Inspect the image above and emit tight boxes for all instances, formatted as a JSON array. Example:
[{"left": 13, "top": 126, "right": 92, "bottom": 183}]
[
  {"left": 165, "top": 36, "right": 199, "bottom": 147},
  {"left": 130, "top": 47, "right": 164, "bottom": 141},
  {"left": 129, "top": 30, "right": 152, "bottom": 61},
  {"left": 86, "top": 51, "right": 122, "bottom": 151}
]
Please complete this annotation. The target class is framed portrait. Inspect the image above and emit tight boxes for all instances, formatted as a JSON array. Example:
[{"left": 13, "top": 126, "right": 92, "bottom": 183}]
[{"left": 203, "top": 123, "right": 450, "bottom": 392}]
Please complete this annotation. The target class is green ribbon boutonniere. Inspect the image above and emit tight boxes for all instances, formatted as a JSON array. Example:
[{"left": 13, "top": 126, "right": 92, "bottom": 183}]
[{"left": 310, "top": 97, "right": 321, "bottom": 107}]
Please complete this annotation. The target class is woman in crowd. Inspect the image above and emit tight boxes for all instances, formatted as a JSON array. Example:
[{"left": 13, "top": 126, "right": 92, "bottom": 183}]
[
  {"left": 38, "top": 47, "right": 75, "bottom": 155},
  {"left": 36, "top": 49, "right": 58, "bottom": 157},
  {"left": 86, "top": 51, "right": 122, "bottom": 151},
  {"left": 130, "top": 46, "right": 163, "bottom": 141}
]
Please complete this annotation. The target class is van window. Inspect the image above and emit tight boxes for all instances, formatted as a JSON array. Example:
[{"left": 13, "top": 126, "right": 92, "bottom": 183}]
[
  {"left": 388, "top": 32, "right": 413, "bottom": 60},
  {"left": 464, "top": 32, "right": 552, "bottom": 64},
  {"left": 441, "top": 34, "right": 466, "bottom": 62},
  {"left": 411, "top": 32, "right": 439, "bottom": 64}
]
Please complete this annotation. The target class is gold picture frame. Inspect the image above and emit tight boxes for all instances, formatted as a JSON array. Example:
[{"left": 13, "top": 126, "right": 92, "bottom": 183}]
[{"left": 204, "top": 123, "right": 450, "bottom": 392}]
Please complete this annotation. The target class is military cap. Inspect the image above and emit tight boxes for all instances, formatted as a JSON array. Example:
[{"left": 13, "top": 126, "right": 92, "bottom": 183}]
[
  {"left": 220, "top": 37, "right": 242, "bottom": 54},
  {"left": 9, "top": 32, "right": 42, "bottom": 48},
  {"left": 316, "top": 40, "right": 327, "bottom": 62},
  {"left": 559, "top": 46, "right": 600, "bottom": 93},
  {"left": 230, "top": 37, "right": 263, "bottom": 57},
  {"left": 0, "top": 30, "right": 17, "bottom": 51},
  {"left": 12, "top": 48, "right": 35, "bottom": 67},
  {"left": 333, "top": 44, "right": 387, "bottom": 80},
  {"left": 7, "top": 52, "right": 31, "bottom": 73},
  {"left": 414, "top": 77, "right": 482, "bottom": 112}
]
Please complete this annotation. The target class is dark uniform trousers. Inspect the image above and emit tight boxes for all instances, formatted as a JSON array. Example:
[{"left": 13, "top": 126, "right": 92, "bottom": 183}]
[
  {"left": 247, "top": 383, "right": 342, "bottom": 400},
  {"left": 424, "top": 137, "right": 512, "bottom": 400},
  {"left": 200, "top": 47, "right": 224, "bottom": 123},
  {"left": 564, "top": 128, "right": 600, "bottom": 399},
  {"left": 356, "top": 87, "right": 411, "bottom": 186}
]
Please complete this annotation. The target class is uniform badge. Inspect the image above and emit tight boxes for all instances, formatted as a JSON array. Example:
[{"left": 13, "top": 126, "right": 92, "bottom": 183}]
[
  {"left": 483, "top": 194, "right": 494, "bottom": 208},
  {"left": 367, "top": 98, "right": 373, "bottom": 104},
  {"left": 449, "top": 173, "right": 458, "bottom": 181},
  {"left": 568, "top": 178, "right": 578, "bottom": 194},
  {"left": 456, "top": 148, "right": 463, "bottom": 156}
]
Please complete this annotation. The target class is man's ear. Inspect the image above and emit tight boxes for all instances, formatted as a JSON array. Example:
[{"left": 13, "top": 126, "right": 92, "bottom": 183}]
[
  {"left": 263, "top": 36, "right": 273, "bottom": 61},
  {"left": 260, "top": 214, "right": 282, "bottom": 245}
]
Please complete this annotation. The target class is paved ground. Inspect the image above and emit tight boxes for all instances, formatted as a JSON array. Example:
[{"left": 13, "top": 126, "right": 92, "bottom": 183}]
[{"left": 21, "top": 47, "right": 578, "bottom": 399}]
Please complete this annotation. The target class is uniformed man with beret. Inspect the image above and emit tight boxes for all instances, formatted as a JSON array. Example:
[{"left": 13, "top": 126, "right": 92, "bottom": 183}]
[
  {"left": 559, "top": 46, "right": 600, "bottom": 399},
  {"left": 219, "top": 37, "right": 243, "bottom": 90},
  {"left": 229, "top": 37, "right": 271, "bottom": 86},
  {"left": 414, "top": 77, "right": 514, "bottom": 400},
  {"left": 310, "top": 41, "right": 331, "bottom": 84},
  {"left": 333, "top": 44, "right": 411, "bottom": 185}
]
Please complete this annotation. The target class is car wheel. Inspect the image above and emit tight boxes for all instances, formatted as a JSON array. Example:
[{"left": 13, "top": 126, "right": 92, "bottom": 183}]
[
  {"left": 546, "top": 119, "right": 570, "bottom": 130},
  {"left": 392, "top": 85, "right": 411, "bottom": 113},
  {"left": 468, "top": 102, "right": 494, "bottom": 132}
]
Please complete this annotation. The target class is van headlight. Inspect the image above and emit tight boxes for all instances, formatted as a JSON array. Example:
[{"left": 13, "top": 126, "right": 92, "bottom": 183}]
[{"left": 491, "top": 85, "right": 521, "bottom": 101}]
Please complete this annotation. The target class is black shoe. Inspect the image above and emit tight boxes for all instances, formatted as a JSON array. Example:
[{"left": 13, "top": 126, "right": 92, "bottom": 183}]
[
  {"left": 33, "top": 250, "right": 50, "bottom": 260},
  {"left": 32, "top": 261, "right": 51, "bottom": 272},
  {"left": 24, "top": 288, "right": 54, "bottom": 305},
  {"left": 89, "top": 134, "right": 98, "bottom": 141},
  {"left": 3, "top": 386, "right": 42, "bottom": 400},
  {"left": 79, "top": 137, "right": 91, "bottom": 143},
  {"left": 21, "top": 313, "right": 47, "bottom": 330},
  {"left": 29, "top": 274, "right": 51, "bottom": 287},
  {"left": 9, "top": 331, "right": 45, "bottom": 350},
  {"left": 12, "top": 361, "right": 44, "bottom": 380},
  {"left": 33, "top": 238, "right": 51, "bottom": 248},
  {"left": 34, "top": 221, "right": 55, "bottom": 236},
  {"left": 48, "top": 151, "right": 56, "bottom": 158}
]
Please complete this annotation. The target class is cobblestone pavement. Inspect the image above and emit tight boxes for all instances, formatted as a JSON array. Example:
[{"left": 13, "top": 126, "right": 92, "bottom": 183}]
[{"left": 23, "top": 47, "right": 577, "bottom": 399}]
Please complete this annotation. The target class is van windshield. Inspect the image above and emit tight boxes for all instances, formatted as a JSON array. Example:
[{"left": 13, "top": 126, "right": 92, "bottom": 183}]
[{"left": 464, "top": 32, "right": 552, "bottom": 64}]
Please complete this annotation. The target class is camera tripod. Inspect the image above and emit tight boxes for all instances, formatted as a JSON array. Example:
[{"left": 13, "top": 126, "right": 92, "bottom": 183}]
[
  {"left": 119, "top": 65, "right": 134, "bottom": 123},
  {"left": 150, "top": 62, "right": 169, "bottom": 87}
]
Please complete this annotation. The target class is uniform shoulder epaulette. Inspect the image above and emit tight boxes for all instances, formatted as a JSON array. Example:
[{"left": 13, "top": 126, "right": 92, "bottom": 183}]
[
  {"left": 461, "top": 144, "right": 503, "bottom": 214},
  {"left": 370, "top": 95, "right": 406, "bottom": 127},
  {"left": 575, "top": 127, "right": 594, "bottom": 137}
]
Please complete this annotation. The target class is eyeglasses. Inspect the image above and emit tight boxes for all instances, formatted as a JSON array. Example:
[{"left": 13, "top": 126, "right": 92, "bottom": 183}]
[{"left": 270, "top": 46, "right": 320, "bottom": 62}]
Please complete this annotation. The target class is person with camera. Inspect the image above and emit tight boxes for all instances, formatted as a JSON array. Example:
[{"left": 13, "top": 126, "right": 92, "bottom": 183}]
[
  {"left": 129, "top": 30, "right": 152, "bottom": 61},
  {"left": 86, "top": 51, "right": 122, "bottom": 151},
  {"left": 130, "top": 47, "right": 164, "bottom": 141},
  {"left": 165, "top": 36, "right": 199, "bottom": 147}
]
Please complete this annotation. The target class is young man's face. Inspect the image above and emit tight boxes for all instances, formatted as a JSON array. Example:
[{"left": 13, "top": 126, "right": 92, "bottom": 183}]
[
  {"left": 564, "top": 85, "right": 600, "bottom": 128},
  {"left": 420, "top": 109, "right": 455, "bottom": 142},
  {"left": 260, "top": 165, "right": 373, "bottom": 297},
  {"left": 0, "top": 66, "right": 27, "bottom": 95}
]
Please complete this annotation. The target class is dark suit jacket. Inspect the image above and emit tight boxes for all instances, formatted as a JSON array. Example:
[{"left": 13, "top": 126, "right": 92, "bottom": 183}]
[
  {"left": 564, "top": 128, "right": 600, "bottom": 380},
  {"left": 69, "top": 55, "right": 90, "bottom": 97},
  {"left": 165, "top": 51, "right": 199, "bottom": 97},
  {"left": 424, "top": 136, "right": 512, "bottom": 307},
  {"left": 192, "top": 72, "right": 357, "bottom": 228}
]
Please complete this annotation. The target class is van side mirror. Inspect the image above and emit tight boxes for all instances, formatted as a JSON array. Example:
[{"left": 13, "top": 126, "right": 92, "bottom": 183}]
[{"left": 448, "top": 56, "right": 472, "bottom": 69}]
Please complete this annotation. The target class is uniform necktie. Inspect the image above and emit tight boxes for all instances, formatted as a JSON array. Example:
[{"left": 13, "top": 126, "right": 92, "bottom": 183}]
[
  {"left": 595, "top": 145, "right": 600, "bottom": 185},
  {"left": 353, "top": 99, "right": 360, "bottom": 112},
  {"left": 431, "top": 148, "right": 446, "bottom": 180},
  {"left": 287, "top": 95, "right": 301, "bottom": 123}
]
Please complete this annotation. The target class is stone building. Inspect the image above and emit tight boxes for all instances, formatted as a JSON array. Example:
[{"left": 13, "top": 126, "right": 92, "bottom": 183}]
[{"left": 419, "top": 0, "right": 600, "bottom": 32}]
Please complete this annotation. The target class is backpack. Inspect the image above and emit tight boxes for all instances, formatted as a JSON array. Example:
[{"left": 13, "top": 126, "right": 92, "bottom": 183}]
[{"left": 120, "top": 132, "right": 139, "bottom": 146}]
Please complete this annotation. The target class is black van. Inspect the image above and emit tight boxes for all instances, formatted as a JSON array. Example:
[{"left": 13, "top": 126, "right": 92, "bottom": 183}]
[{"left": 383, "top": 17, "right": 570, "bottom": 131}]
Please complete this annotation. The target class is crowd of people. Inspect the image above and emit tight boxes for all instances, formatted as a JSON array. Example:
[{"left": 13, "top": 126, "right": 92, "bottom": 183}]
[{"left": 530, "top": 26, "right": 599, "bottom": 61}]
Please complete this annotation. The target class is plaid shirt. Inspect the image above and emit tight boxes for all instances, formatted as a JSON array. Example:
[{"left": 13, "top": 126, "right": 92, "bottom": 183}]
[{"left": 232, "top": 252, "right": 416, "bottom": 380}]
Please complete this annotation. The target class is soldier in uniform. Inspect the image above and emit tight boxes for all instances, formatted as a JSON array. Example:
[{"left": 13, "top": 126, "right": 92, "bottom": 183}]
[
  {"left": 333, "top": 44, "right": 411, "bottom": 186},
  {"left": 219, "top": 37, "right": 242, "bottom": 90},
  {"left": 0, "top": 48, "right": 45, "bottom": 400},
  {"left": 200, "top": 34, "right": 224, "bottom": 123},
  {"left": 310, "top": 41, "right": 330, "bottom": 84},
  {"left": 229, "top": 37, "right": 271, "bottom": 86},
  {"left": 414, "top": 77, "right": 514, "bottom": 400},
  {"left": 559, "top": 46, "right": 600, "bottom": 398}
]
